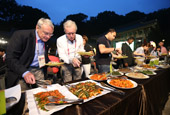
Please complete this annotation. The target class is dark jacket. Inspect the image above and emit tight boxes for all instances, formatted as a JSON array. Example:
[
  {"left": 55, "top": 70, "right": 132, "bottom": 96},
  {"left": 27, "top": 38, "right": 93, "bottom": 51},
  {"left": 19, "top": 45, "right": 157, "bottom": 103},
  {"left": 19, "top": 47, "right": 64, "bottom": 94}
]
[
  {"left": 122, "top": 43, "right": 134, "bottom": 66},
  {"left": 5, "top": 29, "right": 49, "bottom": 88}
]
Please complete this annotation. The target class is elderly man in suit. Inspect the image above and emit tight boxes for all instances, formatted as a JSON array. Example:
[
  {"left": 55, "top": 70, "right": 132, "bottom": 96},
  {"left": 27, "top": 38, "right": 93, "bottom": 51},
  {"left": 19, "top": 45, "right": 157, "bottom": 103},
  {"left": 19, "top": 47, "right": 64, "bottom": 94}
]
[
  {"left": 5, "top": 18, "right": 54, "bottom": 90},
  {"left": 122, "top": 37, "right": 135, "bottom": 67}
]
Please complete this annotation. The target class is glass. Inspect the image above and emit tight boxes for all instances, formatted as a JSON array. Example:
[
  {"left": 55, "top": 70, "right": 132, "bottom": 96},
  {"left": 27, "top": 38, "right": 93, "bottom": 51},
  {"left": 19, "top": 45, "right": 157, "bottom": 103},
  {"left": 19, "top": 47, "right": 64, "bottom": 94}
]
[
  {"left": 66, "top": 32, "right": 76, "bottom": 35},
  {"left": 42, "top": 31, "right": 53, "bottom": 37}
]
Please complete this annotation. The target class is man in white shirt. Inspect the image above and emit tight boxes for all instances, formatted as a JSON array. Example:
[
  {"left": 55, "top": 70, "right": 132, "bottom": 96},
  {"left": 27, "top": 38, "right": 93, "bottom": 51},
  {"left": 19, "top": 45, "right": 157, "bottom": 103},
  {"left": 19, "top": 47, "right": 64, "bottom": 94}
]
[{"left": 57, "top": 20, "right": 84, "bottom": 82}]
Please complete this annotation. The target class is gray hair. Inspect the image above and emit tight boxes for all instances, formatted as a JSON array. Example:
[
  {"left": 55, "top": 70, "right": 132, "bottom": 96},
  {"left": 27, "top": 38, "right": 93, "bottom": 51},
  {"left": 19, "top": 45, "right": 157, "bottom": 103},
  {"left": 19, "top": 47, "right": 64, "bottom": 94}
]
[
  {"left": 63, "top": 20, "right": 77, "bottom": 31},
  {"left": 37, "top": 18, "right": 54, "bottom": 29}
]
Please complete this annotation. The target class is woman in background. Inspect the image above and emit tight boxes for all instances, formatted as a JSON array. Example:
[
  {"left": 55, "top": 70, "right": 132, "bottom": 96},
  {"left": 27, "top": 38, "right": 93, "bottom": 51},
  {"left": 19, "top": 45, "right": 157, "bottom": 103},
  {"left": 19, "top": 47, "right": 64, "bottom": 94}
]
[{"left": 81, "top": 35, "right": 93, "bottom": 78}]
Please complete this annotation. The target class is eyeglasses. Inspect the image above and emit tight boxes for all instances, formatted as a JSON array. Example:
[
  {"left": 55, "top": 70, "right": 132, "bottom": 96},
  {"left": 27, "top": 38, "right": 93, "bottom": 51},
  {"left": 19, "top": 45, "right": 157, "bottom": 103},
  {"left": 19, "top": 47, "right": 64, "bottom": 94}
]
[
  {"left": 66, "top": 32, "right": 76, "bottom": 35},
  {"left": 42, "top": 30, "right": 53, "bottom": 37}
]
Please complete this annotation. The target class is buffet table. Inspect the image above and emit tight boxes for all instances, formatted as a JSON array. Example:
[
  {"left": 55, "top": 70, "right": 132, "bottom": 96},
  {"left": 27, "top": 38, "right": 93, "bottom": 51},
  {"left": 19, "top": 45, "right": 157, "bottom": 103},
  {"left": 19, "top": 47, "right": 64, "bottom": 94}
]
[
  {"left": 7, "top": 67, "right": 170, "bottom": 115},
  {"left": 53, "top": 67, "right": 170, "bottom": 115}
]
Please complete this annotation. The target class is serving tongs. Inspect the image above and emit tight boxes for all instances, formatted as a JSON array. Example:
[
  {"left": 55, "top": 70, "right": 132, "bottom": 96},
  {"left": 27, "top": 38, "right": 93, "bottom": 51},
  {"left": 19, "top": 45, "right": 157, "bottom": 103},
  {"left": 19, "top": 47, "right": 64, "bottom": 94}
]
[
  {"left": 45, "top": 96, "right": 83, "bottom": 106},
  {"left": 36, "top": 80, "right": 52, "bottom": 88},
  {"left": 100, "top": 82, "right": 125, "bottom": 95}
]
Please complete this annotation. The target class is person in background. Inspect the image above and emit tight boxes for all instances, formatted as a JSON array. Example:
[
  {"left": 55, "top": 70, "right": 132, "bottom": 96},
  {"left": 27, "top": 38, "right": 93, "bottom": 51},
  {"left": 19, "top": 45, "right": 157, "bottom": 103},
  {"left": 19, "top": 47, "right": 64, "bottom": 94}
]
[
  {"left": 57, "top": 20, "right": 85, "bottom": 82},
  {"left": 133, "top": 43, "right": 149, "bottom": 63},
  {"left": 81, "top": 35, "right": 93, "bottom": 78},
  {"left": 0, "top": 48, "right": 6, "bottom": 68},
  {"left": 158, "top": 41, "right": 167, "bottom": 54},
  {"left": 121, "top": 37, "right": 135, "bottom": 67},
  {"left": 134, "top": 44, "right": 149, "bottom": 57},
  {"left": 5, "top": 18, "right": 54, "bottom": 90},
  {"left": 150, "top": 46, "right": 162, "bottom": 57},
  {"left": 96, "top": 28, "right": 121, "bottom": 73}
]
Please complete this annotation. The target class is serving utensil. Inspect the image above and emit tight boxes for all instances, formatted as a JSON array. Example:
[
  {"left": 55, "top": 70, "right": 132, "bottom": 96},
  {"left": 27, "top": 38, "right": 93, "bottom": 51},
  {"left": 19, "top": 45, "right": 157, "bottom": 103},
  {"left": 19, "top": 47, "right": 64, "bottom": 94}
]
[
  {"left": 46, "top": 96, "right": 83, "bottom": 105},
  {"left": 100, "top": 82, "right": 125, "bottom": 95},
  {"left": 6, "top": 96, "right": 17, "bottom": 103},
  {"left": 47, "top": 96, "right": 83, "bottom": 104},
  {"left": 35, "top": 80, "right": 52, "bottom": 88},
  {"left": 36, "top": 80, "right": 51, "bottom": 85}
]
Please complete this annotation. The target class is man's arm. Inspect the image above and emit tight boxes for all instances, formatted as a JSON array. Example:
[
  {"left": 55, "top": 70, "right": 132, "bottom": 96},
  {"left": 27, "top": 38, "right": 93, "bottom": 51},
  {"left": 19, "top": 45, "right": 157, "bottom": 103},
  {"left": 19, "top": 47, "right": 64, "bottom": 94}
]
[
  {"left": 6, "top": 31, "right": 28, "bottom": 75},
  {"left": 99, "top": 44, "right": 114, "bottom": 54}
]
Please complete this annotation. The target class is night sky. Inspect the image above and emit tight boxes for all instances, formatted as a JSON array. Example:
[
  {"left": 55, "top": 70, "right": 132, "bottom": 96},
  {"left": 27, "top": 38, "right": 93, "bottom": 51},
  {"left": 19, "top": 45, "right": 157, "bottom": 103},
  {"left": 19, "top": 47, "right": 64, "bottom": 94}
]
[{"left": 16, "top": 0, "right": 170, "bottom": 24}]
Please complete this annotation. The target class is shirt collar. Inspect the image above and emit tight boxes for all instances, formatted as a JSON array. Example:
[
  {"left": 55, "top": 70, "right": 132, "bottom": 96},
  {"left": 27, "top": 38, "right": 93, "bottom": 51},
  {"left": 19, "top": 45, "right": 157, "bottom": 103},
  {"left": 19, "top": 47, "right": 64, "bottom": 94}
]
[
  {"left": 35, "top": 30, "right": 43, "bottom": 43},
  {"left": 66, "top": 34, "right": 76, "bottom": 43},
  {"left": 125, "top": 41, "right": 130, "bottom": 46}
]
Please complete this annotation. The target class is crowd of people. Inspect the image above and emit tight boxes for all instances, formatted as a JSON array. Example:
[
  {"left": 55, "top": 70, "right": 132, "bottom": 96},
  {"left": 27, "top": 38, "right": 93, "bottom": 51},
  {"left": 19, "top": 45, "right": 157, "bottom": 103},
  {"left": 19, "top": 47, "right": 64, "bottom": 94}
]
[{"left": 1, "top": 18, "right": 170, "bottom": 91}]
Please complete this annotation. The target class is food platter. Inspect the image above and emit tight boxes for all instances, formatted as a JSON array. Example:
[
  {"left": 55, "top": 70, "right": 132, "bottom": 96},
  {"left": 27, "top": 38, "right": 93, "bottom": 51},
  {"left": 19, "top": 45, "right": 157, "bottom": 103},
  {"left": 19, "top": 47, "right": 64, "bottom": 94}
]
[
  {"left": 110, "top": 71, "right": 124, "bottom": 77},
  {"left": 45, "top": 62, "right": 64, "bottom": 66},
  {"left": 118, "top": 68, "right": 132, "bottom": 73},
  {"left": 142, "top": 64, "right": 157, "bottom": 71},
  {"left": 138, "top": 70, "right": 157, "bottom": 75},
  {"left": 88, "top": 73, "right": 107, "bottom": 81},
  {"left": 26, "top": 84, "right": 79, "bottom": 115},
  {"left": 134, "top": 57, "right": 145, "bottom": 59},
  {"left": 125, "top": 72, "right": 150, "bottom": 79},
  {"left": 161, "top": 53, "right": 167, "bottom": 56},
  {"left": 67, "top": 80, "right": 110, "bottom": 103},
  {"left": 78, "top": 52, "right": 93, "bottom": 56},
  {"left": 107, "top": 78, "right": 137, "bottom": 89},
  {"left": 114, "top": 56, "right": 128, "bottom": 59},
  {"left": 146, "top": 55, "right": 156, "bottom": 58}
]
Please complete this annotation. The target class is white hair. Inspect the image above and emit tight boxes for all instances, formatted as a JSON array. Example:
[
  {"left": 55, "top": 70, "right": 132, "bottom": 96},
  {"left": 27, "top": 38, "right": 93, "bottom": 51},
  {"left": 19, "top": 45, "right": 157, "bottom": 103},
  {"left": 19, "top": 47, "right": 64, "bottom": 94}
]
[
  {"left": 37, "top": 18, "right": 54, "bottom": 29},
  {"left": 63, "top": 20, "right": 77, "bottom": 31}
]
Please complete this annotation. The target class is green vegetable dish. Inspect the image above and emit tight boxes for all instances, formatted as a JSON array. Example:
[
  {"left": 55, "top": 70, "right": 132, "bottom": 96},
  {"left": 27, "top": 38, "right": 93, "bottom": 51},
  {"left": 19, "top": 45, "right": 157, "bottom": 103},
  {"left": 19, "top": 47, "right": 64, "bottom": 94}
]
[{"left": 140, "top": 70, "right": 154, "bottom": 75}]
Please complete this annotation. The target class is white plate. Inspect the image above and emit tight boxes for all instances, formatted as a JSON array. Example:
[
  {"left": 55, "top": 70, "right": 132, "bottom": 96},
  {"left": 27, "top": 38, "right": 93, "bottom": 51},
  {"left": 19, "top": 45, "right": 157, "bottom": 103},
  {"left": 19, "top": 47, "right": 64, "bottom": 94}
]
[
  {"left": 87, "top": 74, "right": 107, "bottom": 81},
  {"left": 118, "top": 68, "right": 132, "bottom": 73},
  {"left": 139, "top": 70, "right": 157, "bottom": 75},
  {"left": 45, "top": 62, "right": 64, "bottom": 66},
  {"left": 125, "top": 73, "right": 150, "bottom": 79},
  {"left": 78, "top": 52, "right": 93, "bottom": 56},
  {"left": 107, "top": 79, "right": 138, "bottom": 89},
  {"left": 67, "top": 80, "right": 110, "bottom": 103},
  {"left": 110, "top": 71, "right": 124, "bottom": 77}
]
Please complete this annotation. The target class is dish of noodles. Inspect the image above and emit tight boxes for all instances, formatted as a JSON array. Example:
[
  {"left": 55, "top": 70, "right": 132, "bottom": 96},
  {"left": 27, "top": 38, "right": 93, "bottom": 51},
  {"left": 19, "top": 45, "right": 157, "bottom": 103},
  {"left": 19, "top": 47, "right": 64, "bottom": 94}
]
[
  {"left": 107, "top": 78, "right": 137, "bottom": 89},
  {"left": 88, "top": 73, "right": 107, "bottom": 81},
  {"left": 125, "top": 72, "right": 149, "bottom": 79}
]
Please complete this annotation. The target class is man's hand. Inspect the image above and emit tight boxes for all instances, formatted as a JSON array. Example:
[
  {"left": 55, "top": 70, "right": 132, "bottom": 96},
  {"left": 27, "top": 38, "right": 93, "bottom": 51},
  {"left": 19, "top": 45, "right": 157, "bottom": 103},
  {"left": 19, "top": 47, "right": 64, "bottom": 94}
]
[
  {"left": 23, "top": 72, "right": 36, "bottom": 84},
  {"left": 115, "top": 48, "right": 122, "bottom": 54},
  {"left": 72, "top": 58, "right": 81, "bottom": 67}
]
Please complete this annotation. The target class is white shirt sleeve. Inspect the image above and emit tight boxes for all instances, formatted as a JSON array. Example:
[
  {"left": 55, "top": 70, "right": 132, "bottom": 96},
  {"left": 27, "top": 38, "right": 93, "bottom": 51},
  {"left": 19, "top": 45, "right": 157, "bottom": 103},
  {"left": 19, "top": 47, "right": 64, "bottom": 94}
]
[{"left": 57, "top": 35, "right": 70, "bottom": 64}]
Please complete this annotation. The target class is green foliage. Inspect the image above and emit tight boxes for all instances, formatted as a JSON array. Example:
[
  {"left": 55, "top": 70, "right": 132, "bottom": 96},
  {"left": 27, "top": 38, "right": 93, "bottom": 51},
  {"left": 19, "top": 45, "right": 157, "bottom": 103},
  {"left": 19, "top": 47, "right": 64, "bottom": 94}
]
[{"left": 0, "top": 0, "right": 170, "bottom": 47}]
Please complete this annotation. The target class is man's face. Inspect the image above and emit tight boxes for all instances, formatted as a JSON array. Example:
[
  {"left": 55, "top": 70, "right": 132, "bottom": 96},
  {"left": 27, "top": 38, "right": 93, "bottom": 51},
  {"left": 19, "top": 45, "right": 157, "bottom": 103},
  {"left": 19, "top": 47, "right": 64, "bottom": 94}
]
[
  {"left": 159, "top": 42, "right": 164, "bottom": 46},
  {"left": 36, "top": 24, "right": 54, "bottom": 42},
  {"left": 128, "top": 39, "right": 134, "bottom": 44},
  {"left": 108, "top": 32, "right": 116, "bottom": 41},
  {"left": 144, "top": 46, "right": 149, "bottom": 51},
  {"left": 0, "top": 51, "right": 3, "bottom": 57},
  {"left": 65, "top": 26, "right": 76, "bottom": 41}
]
